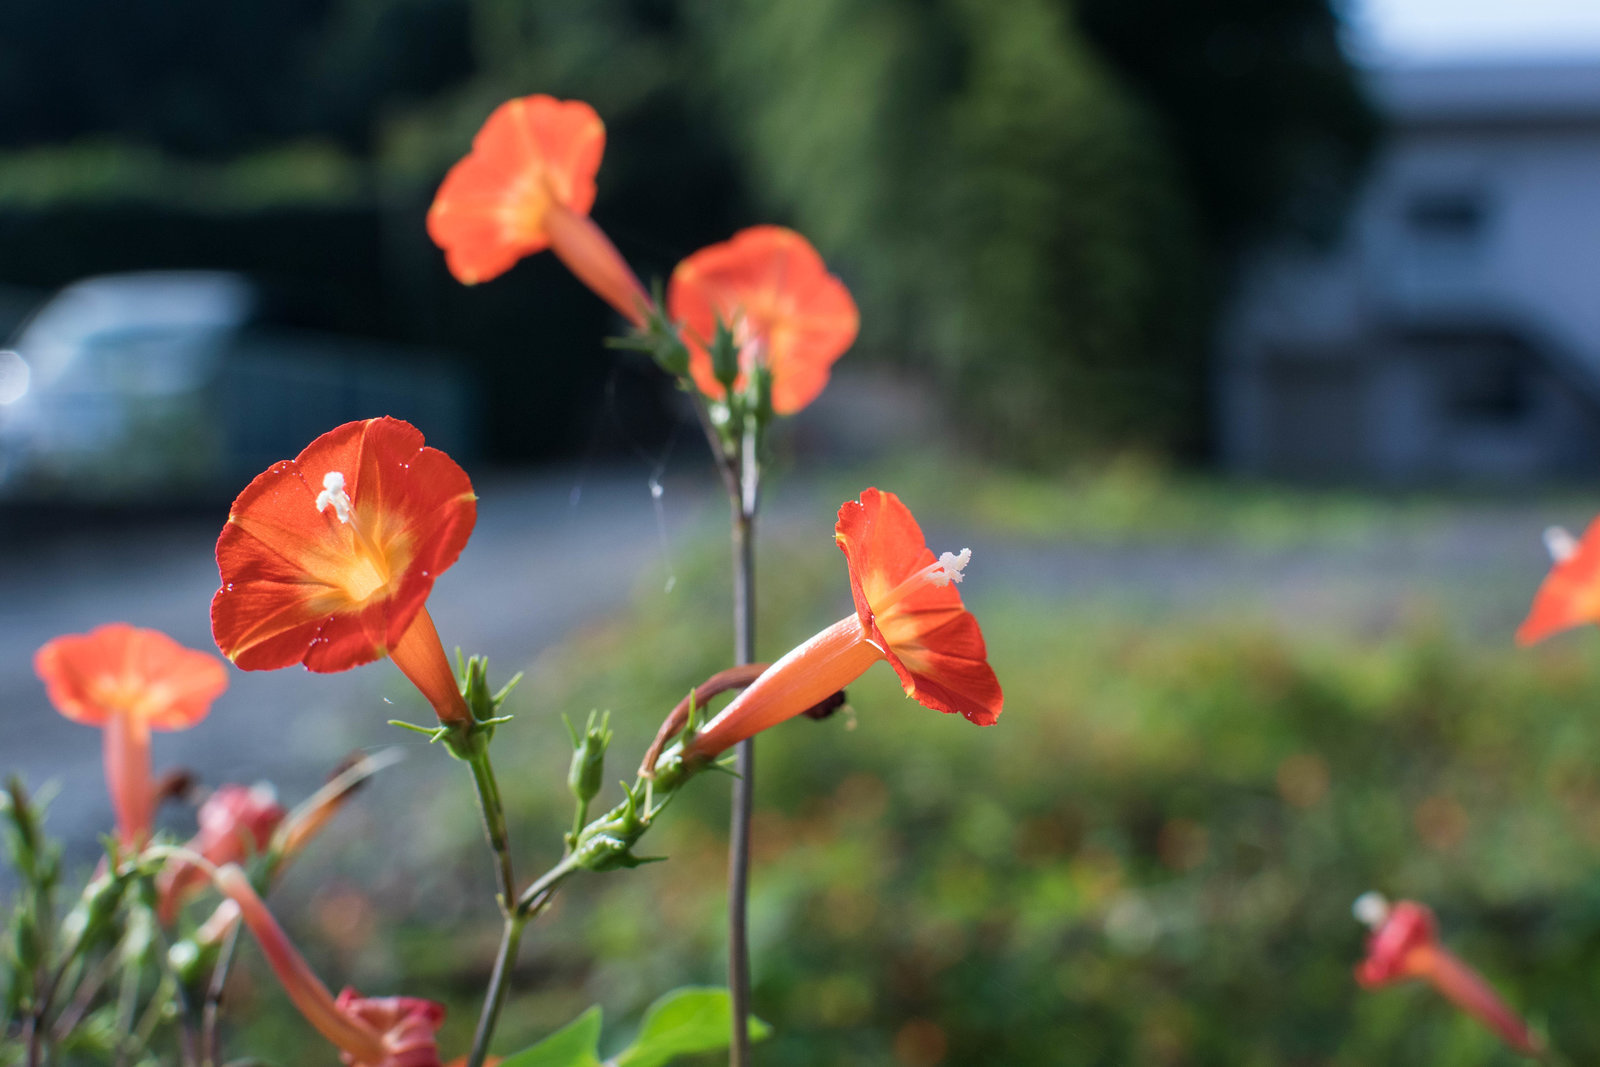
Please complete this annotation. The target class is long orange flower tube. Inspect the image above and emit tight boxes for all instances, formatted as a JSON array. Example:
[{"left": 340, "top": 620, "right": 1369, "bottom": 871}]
[
  {"left": 216, "top": 864, "right": 446, "bottom": 1067},
  {"left": 427, "top": 95, "right": 649, "bottom": 325},
  {"left": 35, "top": 625, "right": 228, "bottom": 846},
  {"left": 682, "top": 489, "right": 1001, "bottom": 762},
  {"left": 1353, "top": 893, "right": 1542, "bottom": 1058},
  {"left": 1516, "top": 521, "right": 1600, "bottom": 645},
  {"left": 211, "top": 417, "right": 477, "bottom": 726},
  {"left": 668, "top": 226, "right": 859, "bottom": 415}
]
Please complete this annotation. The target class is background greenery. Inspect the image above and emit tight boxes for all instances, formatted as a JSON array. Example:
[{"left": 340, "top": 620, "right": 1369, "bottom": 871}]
[
  {"left": 0, "top": 0, "right": 1375, "bottom": 463},
  {"left": 203, "top": 467, "right": 1599, "bottom": 1067}
]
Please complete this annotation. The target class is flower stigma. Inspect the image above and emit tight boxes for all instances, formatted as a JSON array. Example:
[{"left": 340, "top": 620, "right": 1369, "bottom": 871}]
[
  {"left": 316, "top": 471, "right": 353, "bottom": 525},
  {"left": 1353, "top": 891, "right": 1391, "bottom": 929},
  {"left": 874, "top": 547, "right": 973, "bottom": 613},
  {"left": 1544, "top": 525, "right": 1578, "bottom": 563}
]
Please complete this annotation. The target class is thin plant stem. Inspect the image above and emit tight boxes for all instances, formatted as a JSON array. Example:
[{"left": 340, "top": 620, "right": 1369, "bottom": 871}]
[
  {"left": 462, "top": 744, "right": 523, "bottom": 1067},
  {"left": 201, "top": 924, "right": 241, "bottom": 1067},
  {"left": 111, "top": 949, "right": 140, "bottom": 1067},
  {"left": 727, "top": 427, "right": 759, "bottom": 1067},
  {"left": 143, "top": 909, "right": 199, "bottom": 1067},
  {"left": 466, "top": 855, "right": 581, "bottom": 1067},
  {"left": 50, "top": 951, "right": 119, "bottom": 1041},
  {"left": 465, "top": 914, "right": 525, "bottom": 1067},
  {"left": 467, "top": 750, "right": 517, "bottom": 914}
]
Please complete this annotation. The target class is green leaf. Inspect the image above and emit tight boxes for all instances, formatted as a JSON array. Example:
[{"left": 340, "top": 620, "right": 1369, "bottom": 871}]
[
  {"left": 500, "top": 1005, "right": 603, "bottom": 1067},
  {"left": 612, "top": 988, "right": 772, "bottom": 1067}
]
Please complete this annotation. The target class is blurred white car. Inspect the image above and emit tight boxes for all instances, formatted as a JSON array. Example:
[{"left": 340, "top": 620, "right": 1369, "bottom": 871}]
[{"left": 0, "top": 272, "right": 475, "bottom": 501}]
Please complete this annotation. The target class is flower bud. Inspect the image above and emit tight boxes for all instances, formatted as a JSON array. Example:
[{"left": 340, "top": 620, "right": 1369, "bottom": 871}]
[
  {"left": 60, "top": 869, "right": 127, "bottom": 954},
  {"left": 710, "top": 318, "right": 741, "bottom": 391},
  {"left": 748, "top": 364, "right": 774, "bottom": 423},
  {"left": 567, "top": 711, "right": 611, "bottom": 807}
]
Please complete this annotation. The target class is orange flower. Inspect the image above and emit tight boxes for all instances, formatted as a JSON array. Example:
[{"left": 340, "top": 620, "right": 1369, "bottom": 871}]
[
  {"left": 427, "top": 95, "right": 649, "bottom": 325},
  {"left": 211, "top": 417, "right": 477, "bottom": 726},
  {"left": 35, "top": 625, "right": 227, "bottom": 846},
  {"left": 1517, "top": 522, "right": 1600, "bottom": 645},
  {"left": 1354, "top": 893, "right": 1542, "bottom": 1058},
  {"left": 216, "top": 864, "right": 445, "bottom": 1067},
  {"left": 668, "top": 226, "right": 859, "bottom": 415},
  {"left": 684, "top": 489, "right": 1000, "bottom": 761}
]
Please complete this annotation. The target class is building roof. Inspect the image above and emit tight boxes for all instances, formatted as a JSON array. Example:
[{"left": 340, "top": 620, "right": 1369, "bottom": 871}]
[{"left": 1370, "top": 62, "right": 1600, "bottom": 125}]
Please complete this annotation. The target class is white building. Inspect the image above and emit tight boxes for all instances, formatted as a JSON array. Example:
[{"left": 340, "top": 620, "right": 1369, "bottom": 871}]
[{"left": 1219, "top": 62, "right": 1600, "bottom": 482}]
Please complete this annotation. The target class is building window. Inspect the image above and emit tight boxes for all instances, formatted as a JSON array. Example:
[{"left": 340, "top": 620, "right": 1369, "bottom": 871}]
[
  {"left": 1404, "top": 189, "right": 1487, "bottom": 241},
  {"left": 1446, "top": 347, "right": 1529, "bottom": 425}
]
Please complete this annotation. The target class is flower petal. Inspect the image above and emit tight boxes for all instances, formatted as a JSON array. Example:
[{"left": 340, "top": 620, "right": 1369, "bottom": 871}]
[
  {"left": 1517, "top": 517, "right": 1600, "bottom": 645},
  {"left": 35, "top": 624, "right": 228, "bottom": 731},
  {"left": 669, "top": 226, "right": 858, "bottom": 415},
  {"left": 835, "top": 489, "right": 1002, "bottom": 725},
  {"left": 427, "top": 95, "right": 605, "bottom": 285},
  {"left": 211, "top": 417, "right": 476, "bottom": 674}
]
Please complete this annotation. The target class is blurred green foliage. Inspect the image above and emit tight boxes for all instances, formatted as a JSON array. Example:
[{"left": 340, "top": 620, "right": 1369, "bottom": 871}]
[
  {"left": 203, "top": 512, "right": 1595, "bottom": 1066},
  {"left": 0, "top": 0, "right": 1373, "bottom": 464}
]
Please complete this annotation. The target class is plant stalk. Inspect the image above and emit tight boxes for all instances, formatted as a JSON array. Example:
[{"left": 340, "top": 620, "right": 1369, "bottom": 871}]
[
  {"left": 462, "top": 744, "right": 523, "bottom": 1067},
  {"left": 466, "top": 854, "right": 581, "bottom": 1067},
  {"left": 727, "top": 433, "right": 759, "bottom": 1067},
  {"left": 467, "top": 749, "right": 517, "bottom": 915}
]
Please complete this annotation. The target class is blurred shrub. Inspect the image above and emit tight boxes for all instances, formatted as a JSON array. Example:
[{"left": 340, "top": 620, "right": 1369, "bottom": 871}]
[
  {"left": 685, "top": 0, "right": 1205, "bottom": 461},
  {"left": 0, "top": 0, "right": 1373, "bottom": 465},
  {"left": 208, "top": 527, "right": 1600, "bottom": 1066}
]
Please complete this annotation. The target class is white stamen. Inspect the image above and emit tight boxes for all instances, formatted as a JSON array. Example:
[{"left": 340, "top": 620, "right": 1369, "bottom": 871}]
[
  {"left": 931, "top": 548, "right": 971, "bottom": 587},
  {"left": 315, "top": 470, "right": 352, "bottom": 525},
  {"left": 1352, "top": 891, "right": 1391, "bottom": 929},
  {"left": 1544, "top": 525, "right": 1579, "bottom": 563}
]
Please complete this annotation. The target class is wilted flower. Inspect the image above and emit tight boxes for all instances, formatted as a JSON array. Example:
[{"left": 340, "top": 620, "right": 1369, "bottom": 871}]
[
  {"left": 35, "top": 625, "right": 228, "bottom": 845},
  {"left": 668, "top": 226, "right": 858, "bottom": 415},
  {"left": 1354, "top": 893, "right": 1542, "bottom": 1058},
  {"left": 427, "top": 94, "right": 649, "bottom": 325},
  {"left": 217, "top": 863, "right": 445, "bottom": 1067},
  {"left": 211, "top": 417, "right": 476, "bottom": 726},
  {"left": 157, "top": 783, "right": 285, "bottom": 924},
  {"left": 683, "top": 488, "right": 1001, "bottom": 762}
]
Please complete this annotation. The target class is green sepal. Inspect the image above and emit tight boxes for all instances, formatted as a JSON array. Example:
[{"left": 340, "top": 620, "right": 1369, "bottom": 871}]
[{"left": 388, "top": 720, "right": 450, "bottom": 742}]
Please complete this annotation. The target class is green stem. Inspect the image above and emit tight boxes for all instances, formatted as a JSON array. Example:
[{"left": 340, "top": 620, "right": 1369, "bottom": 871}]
[
  {"left": 465, "top": 914, "right": 525, "bottom": 1067},
  {"left": 569, "top": 800, "right": 589, "bottom": 853},
  {"left": 465, "top": 854, "right": 582, "bottom": 1067},
  {"left": 200, "top": 923, "right": 240, "bottom": 1067},
  {"left": 466, "top": 749, "right": 517, "bottom": 915},
  {"left": 727, "top": 417, "right": 760, "bottom": 1067},
  {"left": 514, "top": 855, "right": 581, "bottom": 918},
  {"left": 462, "top": 742, "right": 523, "bottom": 1067}
]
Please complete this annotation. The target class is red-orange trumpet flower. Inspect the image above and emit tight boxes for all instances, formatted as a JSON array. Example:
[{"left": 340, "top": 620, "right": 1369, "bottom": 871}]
[
  {"left": 211, "top": 417, "right": 477, "bottom": 726},
  {"left": 668, "top": 226, "right": 858, "bottom": 416},
  {"left": 428, "top": 94, "right": 649, "bottom": 325},
  {"left": 1353, "top": 893, "right": 1542, "bottom": 1058},
  {"left": 35, "top": 625, "right": 227, "bottom": 846},
  {"left": 216, "top": 863, "right": 445, "bottom": 1067},
  {"left": 1517, "top": 522, "right": 1600, "bottom": 645},
  {"left": 682, "top": 489, "right": 1000, "bottom": 762}
]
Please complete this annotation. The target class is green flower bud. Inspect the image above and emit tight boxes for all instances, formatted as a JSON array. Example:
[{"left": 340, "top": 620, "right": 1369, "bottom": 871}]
[
  {"left": 710, "top": 318, "right": 741, "bottom": 391},
  {"left": 566, "top": 711, "right": 612, "bottom": 806},
  {"left": 60, "top": 870, "right": 127, "bottom": 955}
]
